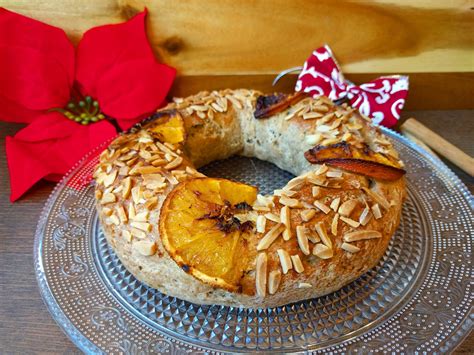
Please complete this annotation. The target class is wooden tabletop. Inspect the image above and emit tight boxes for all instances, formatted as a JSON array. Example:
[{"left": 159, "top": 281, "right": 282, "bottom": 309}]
[{"left": 0, "top": 111, "right": 472, "bottom": 353}]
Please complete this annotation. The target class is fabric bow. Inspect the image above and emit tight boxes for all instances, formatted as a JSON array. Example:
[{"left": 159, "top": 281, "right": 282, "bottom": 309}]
[{"left": 295, "top": 45, "right": 409, "bottom": 128}]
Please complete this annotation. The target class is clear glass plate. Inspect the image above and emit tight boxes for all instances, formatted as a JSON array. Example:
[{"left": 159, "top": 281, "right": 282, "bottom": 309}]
[{"left": 34, "top": 127, "right": 473, "bottom": 353}]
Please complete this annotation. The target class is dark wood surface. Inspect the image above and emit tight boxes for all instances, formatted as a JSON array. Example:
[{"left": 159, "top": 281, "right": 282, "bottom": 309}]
[{"left": 0, "top": 111, "right": 472, "bottom": 354}]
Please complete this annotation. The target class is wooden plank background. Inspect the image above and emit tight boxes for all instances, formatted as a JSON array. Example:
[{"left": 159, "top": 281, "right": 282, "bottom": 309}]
[
  {"left": 2, "top": 0, "right": 474, "bottom": 98},
  {"left": 1, "top": 0, "right": 473, "bottom": 109}
]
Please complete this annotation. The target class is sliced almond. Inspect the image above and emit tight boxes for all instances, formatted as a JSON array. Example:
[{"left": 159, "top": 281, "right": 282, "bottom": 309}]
[
  {"left": 279, "top": 196, "right": 301, "bottom": 208},
  {"left": 116, "top": 205, "right": 128, "bottom": 223},
  {"left": 296, "top": 226, "right": 310, "bottom": 255},
  {"left": 300, "top": 209, "right": 316, "bottom": 222},
  {"left": 371, "top": 203, "right": 383, "bottom": 219},
  {"left": 305, "top": 134, "right": 322, "bottom": 145},
  {"left": 257, "top": 194, "right": 274, "bottom": 208},
  {"left": 130, "top": 227, "right": 146, "bottom": 239},
  {"left": 330, "top": 197, "right": 341, "bottom": 212},
  {"left": 313, "top": 243, "right": 333, "bottom": 259},
  {"left": 326, "top": 170, "right": 342, "bottom": 178},
  {"left": 331, "top": 213, "right": 339, "bottom": 236},
  {"left": 359, "top": 207, "right": 372, "bottom": 226},
  {"left": 128, "top": 203, "right": 136, "bottom": 219},
  {"left": 338, "top": 199, "right": 358, "bottom": 217},
  {"left": 341, "top": 242, "right": 361, "bottom": 253},
  {"left": 130, "top": 221, "right": 152, "bottom": 232},
  {"left": 103, "top": 170, "right": 118, "bottom": 187},
  {"left": 314, "top": 200, "right": 330, "bottom": 214},
  {"left": 361, "top": 187, "right": 390, "bottom": 210},
  {"left": 122, "top": 230, "right": 132, "bottom": 242},
  {"left": 253, "top": 205, "right": 271, "bottom": 212},
  {"left": 312, "top": 186, "right": 321, "bottom": 198},
  {"left": 134, "top": 240, "right": 157, "bottom": 256},
  {"left": 256, "top": 223, "right": 284, "bottom": 251},
  {"left": 107, "top": 214, "right": 120, "bottom": 226},
  {"left": 131, "top": 186, "right": 142, "bottom": 204},
  {"left": 136, "top": 166, "right": 163, "bottom": 175},
  {"left": 315, "top": 222, "right": 332, "bottom": 248},
  {"left": 298, "top": 282, "right": 312, "bottom": 288},
  {"left": 280, "top": 206, "right": 291, "bottom": 230},
  {"left": 303, "top": 111, "right": 323, "bottom": 120},
  {"left": 122, "top": 177, "right": 132, "bottom": 198},
  {"left": 256, "top": 215, "right": 267, "bottom": 233},
  {"left": 95, "top": 189, "right": 103, "bottom": 200},
  {"left": 277, "top": 249, "right": 292, "bottom": 274},
  {"left": 164, "top": 156, "right": 183, "bottom": 170},
  {"left": 307, "top": 232, "right": 320, "bottom": 244},
  {"left": 286, "top": 176, "right": 305, "bottom": 190},
  {"left": 268, "top": 270, "right": 282, "bottom": 295},
  {"left": 101, "top": 193, "right": 116, "bottom": 205},
  {"left": 256, "top": 252, "right": 268, "bottom": 297},
  {"left": 144, "top": 196, "right": 159, "bottom": 210},
  {"left": 315, "top": 164, "right": 328, "bottom": 175},
  {"left": 132, "top": 211, "right": 149, "bottom": 222},
  {"left": 101, "top": 207, "right": 112, "bottom": 217},
  {"left": 290, "top": 255, "right": 304, "bottom": 273},
  {"left": 344, "top": 230, "right": 382, "bottom": 242},
  {"left": 264, "top": 213, "right": 280, "bottom": 223},
  {"left": 340, "top": 216, "right": 360, "bottom": 228}
]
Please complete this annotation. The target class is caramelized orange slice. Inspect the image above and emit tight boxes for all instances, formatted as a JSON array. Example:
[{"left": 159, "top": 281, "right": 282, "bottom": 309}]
[
  {"left": 254, "top": 91, "right": 307, "bottom": 119},
  {"left": 305, "top": 142, "right": 405, "bottom": 181},
  {"left": 159, "top": 178, "right": 258, "bottom": 292},
  {"left": 148, "top": 110, "right": 185, "bottom": 144}
]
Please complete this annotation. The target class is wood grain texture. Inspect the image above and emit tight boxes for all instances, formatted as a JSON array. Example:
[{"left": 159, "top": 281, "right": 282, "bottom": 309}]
[
  {"left": 0, "top": 0, "right": 472, "bottom": 74},
  {"left": 0, "top": 112, "right": 472, "bottom": 353}
]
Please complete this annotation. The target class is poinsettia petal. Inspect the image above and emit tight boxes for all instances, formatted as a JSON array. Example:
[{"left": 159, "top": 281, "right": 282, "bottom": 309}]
[
  {"left": 0, "top": 8, "right": 74, "bottom": 118},
  {"left": 0, "top": 93, "right": 42, "bottom": 123},
  {"left": 13, "top": 111, "right": 78, "bottom": 142},
  {"left": 6, "top": 120, "right": 116, "bottom": 201},
  {"left": 76, "top": 10, "right": 155, "bottom": 97},
  {"left": 97, "top": 59, "right": 176, "bottom": 120}
]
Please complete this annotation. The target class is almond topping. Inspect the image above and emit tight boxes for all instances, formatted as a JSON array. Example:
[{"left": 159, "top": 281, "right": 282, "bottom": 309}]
[
  {"left": 280, "top": 206, "right": 291, "bottom": 240},
  {"left": 286, "top": 176, "right": 305, "bottom": 190},
  {"left": 264, "top": 213, "right": 280, "bottom": 223},
  {"left": 268, "top": 270, "right": 282, "bottom": 295},
  {"left": 314, "top": 200, "right": 330, "bottom": 214},
  {"left": 361, "top": 187, "right": 390, "bottom": 210},
  {"left": 338, "top": 199, "right": 358, "bottom": 217},
  {"left": 326, "top": 170, "right": 343, "bottom": 178},
  {"left": 134, "top": 240, "right": 157, "bottom": 256},
  {"left": 253, "top": 206, "right": 271, "bottom": 212},
  {"left": 132, "top": 211, "right": 149, "bottom": 222},
  {"left": 313, "top": 244, "right": 333, "bottom": 259},
  {"left": 371, "top": 203, "right": 383, "bottom": 219},
  {"left": 130, "top": 222, "right": 152, "bottom": 232},
  {"left": 103, "top": 170, "right": 118, "bottom": 187},
  {"left": 279, "top": 196, "right": 301, "bottom": 208},
  {"left": 100, "top": 193, "right": 116, "bottom": 204},
  {"left": 305, "top": 134, "right": 322, "bottom": 145},
  {"left": 296, "top": 226, "right": 311, "bottom": 255},
  {"left": 257, "top": 194, "right": 274, "bottom": 208},
  {"left": 131, "top": 186, "right": 142, "bottom": 204},
  {"left": 307, "top": 232, "right": 320, "bottom": 244},
  {"left": 144, "top": 196, "right": 159, "bottom": 210},
  {"left": 95, "top": 189, "right": 103, "bottom": 200},
  {"left": 107, "top": 215, "right": 120, "bottom": 226},
  {"left": 128, "top": 203, "right": 136, "bottom": 219},
  {"left": 315, "top": 164, "right": 328, "bottom": 175},
  {"left": 341, "top": 242, "right": 361, "bottom": 253},
  {"left": 116, "top": 205, "right": 128, "bottom": 223},
  {"left": 312, "top": 186, "right": 321, "bottom": 197},
  {"left": 102, "top": 207, "right": 112, "bottom": 216},
  {"left": 277, "top": 249, "right": 293, "bottom": 274},
  {"left": 359, "top": 207, "right": 372, "bottom": 226},
  {"left": 331, "top": 213, "right": 339, "bottom": 236},
  {"left": 303, "top": 111, "right": 324, "bottom": 120},
  {"left": 122, "top": 177, "right": 132, "bottom": 198},
  {"left": 136, "top": 166, "right": 163, "bottom": 175},
  {"left": 315, "top": 222, "right": 332, "bottom": 248},
  {"left": 256, "top": 215, "right": 267, "bottom": 233},
  {"left": 256, "top": 253, "right": 268, "bottom": 297},
  {"left": 164, "top": 156, "right": 183, "bottom": 170},
  {"left": 298, "top": 282, "right": 312, "bottom": 288},
  {"left": 130, "top": 227, "right": 146, "bottom": 239},
  {"left": 330, "top": 197, "right": 341, "bottom": 212},
  {"left": 122, "top": 230, "right": 132, "bottom": 242},
  {"left": 300, "top": 209, "right": 316, "bottom": 222},
  {"left": 344, "top": 230, "right": 382, "bottom": 242},
  {"left": 340, "top": 216, "right": 360, "bottom": 228},
  {"left": 290, "top": 255, "right": 304, "bottom": 273},
  {"left": 256, "top": 223, "right": 284, "bottom": 251}
]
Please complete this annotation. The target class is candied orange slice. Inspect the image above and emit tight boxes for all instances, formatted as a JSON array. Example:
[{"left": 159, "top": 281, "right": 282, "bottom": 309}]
[
  {"left": 159, "top": 178, "right": 258, "bottom": 292},
  {"left": 148, "top": 111, "right": 185, "bottom": 144},
  {"left": 305, "top": 142, "right": 405, "bottom": 181}
]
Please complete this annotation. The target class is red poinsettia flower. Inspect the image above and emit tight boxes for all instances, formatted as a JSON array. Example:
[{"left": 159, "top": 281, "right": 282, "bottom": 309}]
[{"left": 0, "top": 8, "right": 175, "bottom": 201}]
